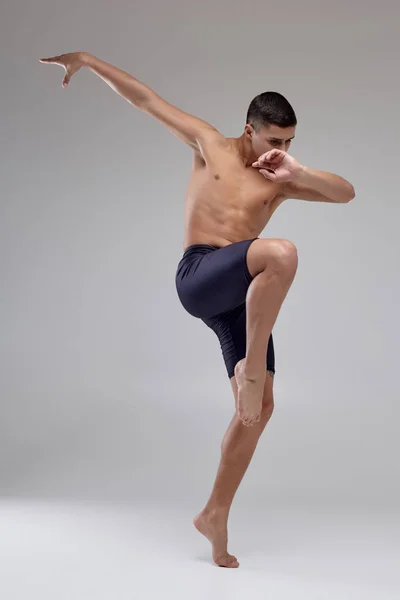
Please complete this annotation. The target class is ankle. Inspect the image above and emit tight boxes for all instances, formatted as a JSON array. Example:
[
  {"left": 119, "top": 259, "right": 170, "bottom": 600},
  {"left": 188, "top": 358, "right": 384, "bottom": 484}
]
[
  {"left": 242, "top": 361, "right": 266, "bottom": 380},
  {"left": 202, "top": 504, "right": 230, "bottom": 518},
  {"left": 235, "top": 357, "right": 264, "bottom": 381}
]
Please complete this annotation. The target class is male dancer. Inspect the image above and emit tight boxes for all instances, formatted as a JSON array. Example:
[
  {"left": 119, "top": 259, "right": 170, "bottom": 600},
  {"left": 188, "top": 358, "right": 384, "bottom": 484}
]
[{"left": 40, "top": 52, "right": 355, "bottom": 568}]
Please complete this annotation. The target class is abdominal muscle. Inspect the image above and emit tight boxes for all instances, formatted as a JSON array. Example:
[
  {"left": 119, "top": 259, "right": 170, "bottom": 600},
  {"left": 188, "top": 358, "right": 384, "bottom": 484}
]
[
  {"left": 182, "top": 152, "right": 283, "bottom": 250},
  {"left": 183, "top": 205, "right": 263, "bottom": 249}
]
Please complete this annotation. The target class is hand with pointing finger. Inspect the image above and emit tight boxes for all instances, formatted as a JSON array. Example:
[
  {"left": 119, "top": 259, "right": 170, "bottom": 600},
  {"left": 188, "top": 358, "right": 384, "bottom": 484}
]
[
  {"left": 252, "top": 149, "right": 303, "bottom": 182},
  {"left": 39, "top": 52, "right": 88, "bottom": 87}
]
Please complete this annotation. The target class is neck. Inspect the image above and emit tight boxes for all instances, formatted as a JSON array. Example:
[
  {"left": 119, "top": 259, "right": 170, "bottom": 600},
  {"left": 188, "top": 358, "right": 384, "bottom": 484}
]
[{"left": 230, "top": 134, "right": 257, "bottom": 167}]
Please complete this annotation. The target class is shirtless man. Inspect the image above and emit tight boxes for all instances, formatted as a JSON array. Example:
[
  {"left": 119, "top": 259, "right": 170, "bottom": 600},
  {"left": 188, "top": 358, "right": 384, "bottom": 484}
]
[{"left": 40, "top": 52, "right": 355, "bottom": 568}]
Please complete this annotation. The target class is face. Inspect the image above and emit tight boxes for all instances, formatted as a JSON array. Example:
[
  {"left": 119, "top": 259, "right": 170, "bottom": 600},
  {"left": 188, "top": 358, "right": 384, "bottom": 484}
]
[{"left": 245, "top": 123, "right": 296, "bottom": 159}]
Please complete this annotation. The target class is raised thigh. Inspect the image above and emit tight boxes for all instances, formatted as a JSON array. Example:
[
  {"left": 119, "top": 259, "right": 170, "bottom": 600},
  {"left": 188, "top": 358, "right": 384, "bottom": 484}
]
[{"left": 175, "top": 238, "right": 258, "bottom": 319}]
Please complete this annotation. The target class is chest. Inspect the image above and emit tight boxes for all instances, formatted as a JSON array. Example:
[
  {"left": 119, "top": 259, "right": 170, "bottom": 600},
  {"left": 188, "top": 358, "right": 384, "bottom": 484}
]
[{"left": 189, "top": 153, "right": 281, "bottom": 209}]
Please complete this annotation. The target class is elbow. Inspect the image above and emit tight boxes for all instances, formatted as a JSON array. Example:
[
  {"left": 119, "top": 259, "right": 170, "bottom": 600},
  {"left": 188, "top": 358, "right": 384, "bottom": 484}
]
[{"left": 344, "top": 184, "right": 355, "bottom": 203}]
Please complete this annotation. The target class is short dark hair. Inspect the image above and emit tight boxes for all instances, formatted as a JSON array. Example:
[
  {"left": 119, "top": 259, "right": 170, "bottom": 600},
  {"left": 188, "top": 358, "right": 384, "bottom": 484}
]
[{"left": 246, "top": 91, "right": 297, "bottom": 130}]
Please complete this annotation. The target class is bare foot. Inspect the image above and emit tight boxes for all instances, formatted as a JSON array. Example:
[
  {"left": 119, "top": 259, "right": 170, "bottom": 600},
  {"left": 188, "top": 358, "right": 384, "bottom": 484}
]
[
  {"left": 234, "top": 358, "right": 265, "bottom": 426},
  {"left": 193, "top": 508, "right": 239, "bottom": 568}
]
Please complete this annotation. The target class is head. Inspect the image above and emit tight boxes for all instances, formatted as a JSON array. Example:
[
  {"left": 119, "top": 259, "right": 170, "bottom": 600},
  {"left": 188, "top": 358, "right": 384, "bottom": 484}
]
[{"left": 244, "top": 91, "right": 297, "bottom": 159}]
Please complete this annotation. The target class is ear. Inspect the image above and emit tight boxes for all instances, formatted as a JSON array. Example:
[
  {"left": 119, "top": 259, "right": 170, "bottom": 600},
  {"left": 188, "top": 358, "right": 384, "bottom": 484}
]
[{"left": 244, "top": 123, "right": 254, "bottom": 138}]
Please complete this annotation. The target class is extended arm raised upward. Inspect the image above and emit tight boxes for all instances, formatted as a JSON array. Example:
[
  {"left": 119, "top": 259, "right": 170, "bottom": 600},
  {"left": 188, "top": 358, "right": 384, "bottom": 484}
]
[{"left": 40, "top": 52, "right": 225, "bottom": 157}]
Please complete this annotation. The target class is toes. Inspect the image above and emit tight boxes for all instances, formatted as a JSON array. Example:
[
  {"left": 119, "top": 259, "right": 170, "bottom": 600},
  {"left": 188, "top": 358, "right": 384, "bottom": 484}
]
[
  {"left": 218, "top": 559, "right": 239, "bottom": 568},
  {"left": 238, "top": 412, "right": 261, "bottom": 427},
  {"left": 216, "top": 554, "right": 239, "bottom": 568},
  {"left": 226, "top": 556, "right": 239, "bottom": 568},
  {"left": 229, "top": 555, "right": 238, "bottom": 563},
  {"left": 241, "top": 418, "right": 257, "bottom": 427}
]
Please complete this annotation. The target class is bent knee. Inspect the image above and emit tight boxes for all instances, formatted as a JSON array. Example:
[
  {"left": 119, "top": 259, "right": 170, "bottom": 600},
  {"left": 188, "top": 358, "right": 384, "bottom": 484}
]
[
  {"left": 270, "top": 239, "right": 298, "bottom": 272},
  {"left": 248, "top": 238, "right": 298, "bottom": 277}
]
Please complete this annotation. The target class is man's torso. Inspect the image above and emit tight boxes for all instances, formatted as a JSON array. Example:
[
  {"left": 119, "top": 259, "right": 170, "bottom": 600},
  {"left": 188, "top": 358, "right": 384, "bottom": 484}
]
[{"left": 183, "top": 137, "right": 284, "bottom": 250}]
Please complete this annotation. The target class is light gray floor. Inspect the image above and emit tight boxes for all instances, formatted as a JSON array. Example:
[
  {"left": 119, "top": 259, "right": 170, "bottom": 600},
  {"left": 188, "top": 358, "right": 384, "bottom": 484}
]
[{"left": 1, "top": 499, "right": 398, "bottom": 599}]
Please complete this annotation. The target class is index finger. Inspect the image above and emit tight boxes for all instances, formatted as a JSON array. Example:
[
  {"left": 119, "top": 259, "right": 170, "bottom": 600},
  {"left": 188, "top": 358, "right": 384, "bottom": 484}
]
[{"left": 39, "top": 56, "right": 61, "bottom": 64}]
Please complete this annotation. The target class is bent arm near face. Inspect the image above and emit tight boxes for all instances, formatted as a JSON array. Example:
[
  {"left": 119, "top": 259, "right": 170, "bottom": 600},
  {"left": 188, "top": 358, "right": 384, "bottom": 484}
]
[
  {"left": 281, "top": 167, "right": 355, "bottom": 203},
  {"left": 83, "top": 53, "right": 224, "bottom": 153}
]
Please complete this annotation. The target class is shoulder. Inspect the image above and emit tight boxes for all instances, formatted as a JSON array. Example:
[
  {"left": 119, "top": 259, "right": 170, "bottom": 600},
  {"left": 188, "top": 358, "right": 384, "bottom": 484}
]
[
  {"left": 198, "top": 127, "right": 230, "bottom": 150},
  {"left": 194, "top": 129, "right": 232, "bottom": 164}
]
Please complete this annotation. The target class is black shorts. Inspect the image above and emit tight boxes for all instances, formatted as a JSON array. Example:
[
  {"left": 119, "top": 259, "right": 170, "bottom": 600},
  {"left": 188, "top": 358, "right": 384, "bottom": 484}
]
[{"left": 175, "top": 237, "right": 275, "bottom": 379}]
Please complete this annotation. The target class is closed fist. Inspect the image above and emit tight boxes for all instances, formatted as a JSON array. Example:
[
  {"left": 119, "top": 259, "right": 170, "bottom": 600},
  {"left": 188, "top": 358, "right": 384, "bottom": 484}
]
[{"left": 252, "top": 149, "right": 303, "bottom": 182}]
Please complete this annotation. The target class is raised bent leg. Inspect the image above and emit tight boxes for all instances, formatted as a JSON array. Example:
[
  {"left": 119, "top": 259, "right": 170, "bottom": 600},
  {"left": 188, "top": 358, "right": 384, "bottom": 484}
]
[
  {"left": 235, "top": 238, "right": 298, "bottom": 427},
  {"left": 193, "top": 371, "right": 274, "bottom": 568}
]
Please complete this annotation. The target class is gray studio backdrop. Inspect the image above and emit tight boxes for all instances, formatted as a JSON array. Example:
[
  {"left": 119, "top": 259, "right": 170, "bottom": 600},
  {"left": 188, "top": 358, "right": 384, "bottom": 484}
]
[{"left": 1, "top": 0, "right": 399, "bottom": 510}]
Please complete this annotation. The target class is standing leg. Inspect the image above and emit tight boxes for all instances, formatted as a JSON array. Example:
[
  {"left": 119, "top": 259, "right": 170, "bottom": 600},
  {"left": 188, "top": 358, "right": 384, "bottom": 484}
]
[
  {"left": 193, "top": 371, "right": 275, "bottom": 568},
  {"left": 235, "top": 238, "right": 298, "bottom": 426}
]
